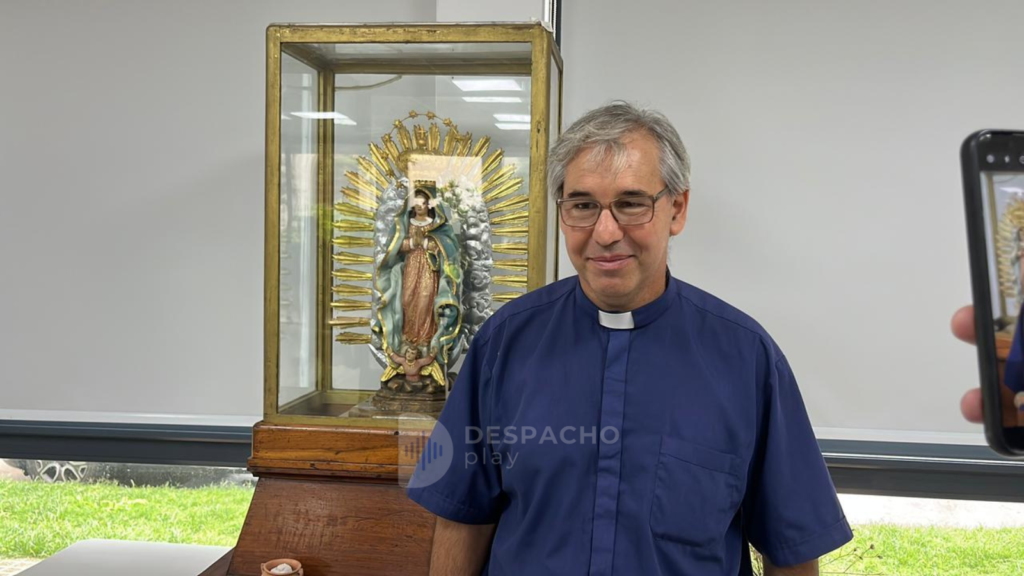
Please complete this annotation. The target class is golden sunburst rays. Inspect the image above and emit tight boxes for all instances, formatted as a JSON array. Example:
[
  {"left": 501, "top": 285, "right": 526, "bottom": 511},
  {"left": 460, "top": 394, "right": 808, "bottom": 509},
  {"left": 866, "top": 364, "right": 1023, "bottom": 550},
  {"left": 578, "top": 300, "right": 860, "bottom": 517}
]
[
  {"left": 477, "top": 131, "right": 529, "bottom": 300},
  {"left": 356, "top": 156, "right": 389, "bottom": 189},
  {"left": 492, "top": 275, "right": 528, "bottom": 289},
  {"left": 332, "top": 284, "right": 372, "bottom": 297},
  {"left": 996, "top": 197, "right": 1024, "bottom": 303},
  {"left": 330, "top": 235, "right": 373, "bottom": 249},
  {"left": 330, "top": 299, "right": 372, "bottom": 312},
  {"left": 369, "top": 143, "right": 394, "bottom": 179},
  {"left": 329, "top": 317, "right": 371, "bottom": 329},
  {"left": 331, "top": 316, "right": 372, "bottom": 344},
  {"left": 492, "top": 258, "right": 528, "bottom": 272},
  {"left": 492, "top": 292, "right": 522, "bottom": 303},
  {"left": 492, "top": 242, "right": 528, "bottom": 255},
  {"left": 481, "top": 149, "right": 503, "bottom": 175},
  {"left": 331, "top": 251, "right": 372, "bottom": 265},
  {"left": 472, "top": 136, "right": 490, "bottom": 157},
  {"left": 485, "top": 178, "right": 524, "bottom": 204},
  {"left": 332, "top": 165, "right": 379, "bottom": 344},
  {"left": 339, "top": 187, "right": 378, "bottom": 211},
  {"left": 329, "top": 110, "right": 536, "bottom": 331},
  {"left": 335, "top": 333, "right": 373, "bottom": 345},
  {"left": 332, "top": 220, "right": 373, "bottom": 233},
  {"left": 490, "top": 210, "right": 529, "bottom": 226},
  {"left": 490, "top": 226, "right": 528, "bottom": 237},
  {"left": 331, "top": 268, "right": 372, "bottom": 281},
  {"left": 483, "top": 165, "right": 517, "bottom": 195},
  {"left": 334, "top": 202, "right": 374, "bottom": 220},
  {"left": 489, "top": 194, "right": 529, "bottom": 214}
]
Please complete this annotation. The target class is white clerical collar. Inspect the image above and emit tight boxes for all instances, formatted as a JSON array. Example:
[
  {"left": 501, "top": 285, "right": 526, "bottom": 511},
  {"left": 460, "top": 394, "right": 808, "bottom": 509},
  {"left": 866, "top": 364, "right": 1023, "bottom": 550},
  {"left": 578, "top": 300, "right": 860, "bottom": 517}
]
[{"left": 598, "top": 310, "right": 635, "bottom": 330}]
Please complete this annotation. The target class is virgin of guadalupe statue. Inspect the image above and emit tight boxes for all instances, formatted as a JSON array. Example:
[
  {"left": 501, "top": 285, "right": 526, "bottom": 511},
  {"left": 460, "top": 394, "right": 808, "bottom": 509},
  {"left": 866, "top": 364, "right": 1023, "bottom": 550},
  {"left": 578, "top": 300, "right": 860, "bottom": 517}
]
[
  {"left": 375, "top": 184, "right": 462, "bottom": 398},
  {"left": 1014, "top": 227, "right": 1024, "bottom": 310}
]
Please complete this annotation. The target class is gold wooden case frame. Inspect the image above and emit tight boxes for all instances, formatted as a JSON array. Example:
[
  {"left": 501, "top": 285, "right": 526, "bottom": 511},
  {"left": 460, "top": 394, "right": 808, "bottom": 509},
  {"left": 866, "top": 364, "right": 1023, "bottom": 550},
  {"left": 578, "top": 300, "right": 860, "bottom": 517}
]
[
  {"left": 262, "top": 23, "right": 563, "bottom": 429},
  {"left": 229, "top": 25, "right": 562, "bottom": 574}
]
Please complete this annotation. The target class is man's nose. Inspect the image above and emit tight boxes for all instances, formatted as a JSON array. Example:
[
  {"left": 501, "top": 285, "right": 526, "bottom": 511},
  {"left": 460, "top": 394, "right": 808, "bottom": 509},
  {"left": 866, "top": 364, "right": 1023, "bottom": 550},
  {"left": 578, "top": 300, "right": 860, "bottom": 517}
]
[{"left": 592, "top": 207, "right": 624, "bottom": 246}]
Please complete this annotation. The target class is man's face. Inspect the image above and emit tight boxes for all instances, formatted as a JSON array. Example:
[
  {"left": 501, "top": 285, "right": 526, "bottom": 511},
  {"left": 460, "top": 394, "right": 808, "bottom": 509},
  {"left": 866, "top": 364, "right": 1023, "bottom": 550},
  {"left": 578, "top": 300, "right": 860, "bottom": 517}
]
[{"left": 560, "top": 131, "right": 689, "bottom": 311}]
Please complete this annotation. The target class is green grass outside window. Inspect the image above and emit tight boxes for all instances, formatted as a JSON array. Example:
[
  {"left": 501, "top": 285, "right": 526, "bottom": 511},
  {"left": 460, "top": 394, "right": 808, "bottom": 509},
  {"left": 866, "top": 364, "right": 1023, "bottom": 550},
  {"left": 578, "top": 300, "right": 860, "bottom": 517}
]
[{"left": 2, "top": 479, "right": 1023, "bottom": 575}]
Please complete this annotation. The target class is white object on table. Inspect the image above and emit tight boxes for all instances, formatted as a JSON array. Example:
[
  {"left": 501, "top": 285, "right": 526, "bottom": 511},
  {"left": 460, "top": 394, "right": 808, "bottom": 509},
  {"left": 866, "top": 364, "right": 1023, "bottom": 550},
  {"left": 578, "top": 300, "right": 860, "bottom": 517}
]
[{"left": 18, "top": 539, "right": 230, "bottom": 576}]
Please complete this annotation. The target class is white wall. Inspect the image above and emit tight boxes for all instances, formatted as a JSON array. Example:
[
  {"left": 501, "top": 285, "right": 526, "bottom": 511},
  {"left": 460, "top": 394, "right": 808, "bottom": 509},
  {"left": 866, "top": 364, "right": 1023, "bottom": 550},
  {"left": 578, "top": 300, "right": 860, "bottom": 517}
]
[
  {"left": 561, "top": 0, "right": 1024, "bottom": 444},
  {"left": 0, "top": 0, "right": 434, "bottom": 425},
  {"left": 3, "top": 0, "right": 1018, "bottom": 443},
  {"left": 436, "top": 0, "right": 547, "bottom": 24}
]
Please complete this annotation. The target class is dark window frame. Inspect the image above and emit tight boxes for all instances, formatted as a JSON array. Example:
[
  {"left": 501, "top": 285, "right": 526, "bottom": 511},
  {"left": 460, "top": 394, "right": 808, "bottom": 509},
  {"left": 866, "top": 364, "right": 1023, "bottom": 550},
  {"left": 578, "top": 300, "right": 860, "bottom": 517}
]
[{"left": 2, "top": 421, "right": 1023, "bottom": 501}]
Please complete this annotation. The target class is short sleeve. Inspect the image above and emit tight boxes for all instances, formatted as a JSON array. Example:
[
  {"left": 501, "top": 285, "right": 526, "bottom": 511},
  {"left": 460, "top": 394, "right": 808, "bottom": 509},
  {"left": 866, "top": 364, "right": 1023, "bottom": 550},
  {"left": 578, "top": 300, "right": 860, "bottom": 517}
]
[
  {"left": 743, "top": 353, "right": 853, "bottom": 566},
  {"left": 406, "top": 329, "right": 505, "bottom": 524}
]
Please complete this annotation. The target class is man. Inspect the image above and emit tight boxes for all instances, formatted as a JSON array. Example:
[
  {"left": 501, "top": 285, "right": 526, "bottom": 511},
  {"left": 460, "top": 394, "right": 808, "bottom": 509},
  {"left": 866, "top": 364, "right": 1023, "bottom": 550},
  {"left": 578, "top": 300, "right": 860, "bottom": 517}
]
[{"left": 406, "top": 102, "right": 852, "bottom": 575}]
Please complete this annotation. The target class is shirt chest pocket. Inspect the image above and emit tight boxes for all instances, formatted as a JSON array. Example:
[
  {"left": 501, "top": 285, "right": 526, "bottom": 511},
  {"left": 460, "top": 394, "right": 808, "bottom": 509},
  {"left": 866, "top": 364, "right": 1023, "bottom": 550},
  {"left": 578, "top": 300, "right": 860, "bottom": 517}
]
[{"left": 649, "top": 436, "right": 744, "bottom": 548}]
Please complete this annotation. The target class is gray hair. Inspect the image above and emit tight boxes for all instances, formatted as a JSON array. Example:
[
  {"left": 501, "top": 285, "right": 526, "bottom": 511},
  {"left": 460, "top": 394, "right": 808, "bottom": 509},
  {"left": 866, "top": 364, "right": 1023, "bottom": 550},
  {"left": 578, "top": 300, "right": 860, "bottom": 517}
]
[{"left": 547, "top": 101, "right": 691, "bottom": 199}]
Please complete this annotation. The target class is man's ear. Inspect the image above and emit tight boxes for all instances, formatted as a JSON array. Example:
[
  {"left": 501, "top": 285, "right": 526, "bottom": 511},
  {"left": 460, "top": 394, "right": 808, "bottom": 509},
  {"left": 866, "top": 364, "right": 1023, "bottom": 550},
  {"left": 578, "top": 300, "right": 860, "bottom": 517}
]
[{"left": 669, "top": 189, "right": 689, "bottom": 236}]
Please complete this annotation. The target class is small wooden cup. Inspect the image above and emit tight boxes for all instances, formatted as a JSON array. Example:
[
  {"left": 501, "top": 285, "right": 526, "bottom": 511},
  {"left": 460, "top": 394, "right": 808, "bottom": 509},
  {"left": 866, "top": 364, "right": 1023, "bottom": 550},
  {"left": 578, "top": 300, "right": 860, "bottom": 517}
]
[{"left": 260, "top": 558, "right": 303, "bottom": 576}]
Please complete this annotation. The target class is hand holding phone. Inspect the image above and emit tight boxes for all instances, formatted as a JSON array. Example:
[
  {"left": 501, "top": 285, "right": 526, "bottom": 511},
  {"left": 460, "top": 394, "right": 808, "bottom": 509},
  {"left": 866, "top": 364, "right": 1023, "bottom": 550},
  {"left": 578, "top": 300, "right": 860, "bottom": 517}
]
[{"left": 961, "top": 130, "right": 1024, "bottom": 456}]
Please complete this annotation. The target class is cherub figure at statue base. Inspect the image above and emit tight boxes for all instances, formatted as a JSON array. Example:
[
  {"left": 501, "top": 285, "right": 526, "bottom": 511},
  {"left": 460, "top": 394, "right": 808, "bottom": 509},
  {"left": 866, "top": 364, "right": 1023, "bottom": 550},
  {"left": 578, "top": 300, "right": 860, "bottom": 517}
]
[
  {"left": 371, "top": 344, "right": 448, "bottom": 415},
  {"left": 387, "top": 345, "right": 439, "bottom": 394}
]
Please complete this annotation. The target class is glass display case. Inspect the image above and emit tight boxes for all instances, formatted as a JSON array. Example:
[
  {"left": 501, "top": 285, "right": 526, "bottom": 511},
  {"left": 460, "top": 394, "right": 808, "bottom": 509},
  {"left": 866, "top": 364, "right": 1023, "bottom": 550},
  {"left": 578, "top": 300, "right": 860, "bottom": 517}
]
[{"left": 264, "top": 23, "right": 563, "bottom": 426}]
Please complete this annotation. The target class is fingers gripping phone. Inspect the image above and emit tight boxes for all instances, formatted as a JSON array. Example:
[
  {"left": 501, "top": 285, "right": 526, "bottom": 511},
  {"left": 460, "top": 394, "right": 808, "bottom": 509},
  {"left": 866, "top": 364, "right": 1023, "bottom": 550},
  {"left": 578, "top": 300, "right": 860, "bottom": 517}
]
[{"left": 962, "top": 130, "right": 1024, "bottom": 456}]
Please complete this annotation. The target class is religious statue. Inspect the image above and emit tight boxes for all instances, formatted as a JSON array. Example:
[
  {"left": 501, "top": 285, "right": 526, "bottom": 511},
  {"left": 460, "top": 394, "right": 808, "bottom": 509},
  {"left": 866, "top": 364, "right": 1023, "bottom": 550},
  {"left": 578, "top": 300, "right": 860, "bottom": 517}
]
[
  {"left": 372, "top": 182, "right": 462, "bottom": 412},
  {"left": 1014, "top": 227, "right": 1024, "bottom": 310},
  {"left": 330, "top": 111, "right": 524, "bottom": 417},
  {"left": 996, "top": 196, "right": 1024, "bottom": 327}
]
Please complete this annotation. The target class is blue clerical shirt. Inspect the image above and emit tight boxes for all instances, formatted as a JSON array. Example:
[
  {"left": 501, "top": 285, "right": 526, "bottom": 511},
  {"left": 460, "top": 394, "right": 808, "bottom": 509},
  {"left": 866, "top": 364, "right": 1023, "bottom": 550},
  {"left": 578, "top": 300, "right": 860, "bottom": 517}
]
[{"left": 407, "top": 275, "right": 852, "bottom": 575}]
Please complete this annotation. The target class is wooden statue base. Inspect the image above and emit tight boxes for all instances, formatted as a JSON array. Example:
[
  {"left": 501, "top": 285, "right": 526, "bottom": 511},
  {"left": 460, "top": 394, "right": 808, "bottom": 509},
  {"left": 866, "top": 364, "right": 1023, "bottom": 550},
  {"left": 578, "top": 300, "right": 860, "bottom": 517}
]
[
  {"left": 222, "top": 422, "right": 438, "bottom": 576},
  {"left": 370, "top": 386, "right": 446, "bottom": 416},
  {"left": 225, "top": 476, "right": 434, "bottom": 576}
]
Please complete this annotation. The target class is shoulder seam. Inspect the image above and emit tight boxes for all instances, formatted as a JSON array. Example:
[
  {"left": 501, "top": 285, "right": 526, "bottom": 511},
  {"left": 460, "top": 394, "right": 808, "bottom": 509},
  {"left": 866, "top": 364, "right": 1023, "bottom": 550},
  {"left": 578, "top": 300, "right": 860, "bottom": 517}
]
[
  {"left": 672, "top": 285, "right": 785, "bottom": 364},
  {"left": 674, "top": 289, "right": 765, "bottom": 340},
  {"left": 484, "top": 283, "right": 575, "bottom": 337}
]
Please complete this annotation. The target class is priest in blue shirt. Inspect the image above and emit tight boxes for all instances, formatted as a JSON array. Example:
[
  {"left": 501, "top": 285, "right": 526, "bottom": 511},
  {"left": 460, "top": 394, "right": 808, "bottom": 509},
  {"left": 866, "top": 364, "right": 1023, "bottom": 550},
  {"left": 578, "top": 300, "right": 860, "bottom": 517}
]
[{"left": 407, "top": 101, "right": 853, "bottom": 575}]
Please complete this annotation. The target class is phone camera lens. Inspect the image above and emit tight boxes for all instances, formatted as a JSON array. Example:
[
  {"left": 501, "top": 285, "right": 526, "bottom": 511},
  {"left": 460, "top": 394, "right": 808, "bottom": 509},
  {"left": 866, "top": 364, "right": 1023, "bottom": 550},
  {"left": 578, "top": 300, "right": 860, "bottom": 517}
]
[
  {"left": 988, "top": 154, "right": 996, "bottom": 163},
  {"left": 1018, "top": 155, "right": 1024, "bottom": 165}
]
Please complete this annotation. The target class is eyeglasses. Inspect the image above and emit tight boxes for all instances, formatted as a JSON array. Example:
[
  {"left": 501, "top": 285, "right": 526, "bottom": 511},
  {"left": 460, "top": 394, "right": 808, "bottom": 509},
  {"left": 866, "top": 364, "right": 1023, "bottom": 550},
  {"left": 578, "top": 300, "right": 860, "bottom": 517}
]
[{"left": 556, "top": 187, "right": 670, "bottom": 228}]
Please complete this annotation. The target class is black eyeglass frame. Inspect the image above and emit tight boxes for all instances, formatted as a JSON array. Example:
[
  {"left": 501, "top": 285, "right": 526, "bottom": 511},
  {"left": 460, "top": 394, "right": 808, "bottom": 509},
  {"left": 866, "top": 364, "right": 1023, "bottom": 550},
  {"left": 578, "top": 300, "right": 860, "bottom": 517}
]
[{"left": 555, "top": 187, "right": 672, "bottom": 228}]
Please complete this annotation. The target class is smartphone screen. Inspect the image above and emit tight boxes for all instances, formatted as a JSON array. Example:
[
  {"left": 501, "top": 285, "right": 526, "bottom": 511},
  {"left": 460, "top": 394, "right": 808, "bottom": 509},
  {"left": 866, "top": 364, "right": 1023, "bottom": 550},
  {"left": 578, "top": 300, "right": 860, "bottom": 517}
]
[
  {"left": 963, "top": 130, "right": 1024, "bottom": 455},
  {"left": 978, "top": 169, "right": 1024, "bottom": 428}
]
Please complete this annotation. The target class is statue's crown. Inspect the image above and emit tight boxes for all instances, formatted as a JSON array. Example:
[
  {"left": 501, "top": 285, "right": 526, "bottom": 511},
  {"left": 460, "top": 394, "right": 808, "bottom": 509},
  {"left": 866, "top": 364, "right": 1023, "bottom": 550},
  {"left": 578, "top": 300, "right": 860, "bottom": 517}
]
[{"left": 381, "top": 110, "right": 474, "bottom": 175}]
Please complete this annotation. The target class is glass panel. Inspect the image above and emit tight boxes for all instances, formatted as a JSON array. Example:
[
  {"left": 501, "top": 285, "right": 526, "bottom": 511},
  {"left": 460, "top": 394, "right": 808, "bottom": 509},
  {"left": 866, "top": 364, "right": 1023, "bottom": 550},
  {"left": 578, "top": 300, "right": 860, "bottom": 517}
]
[
  {"left": 547, "top": 56, "right": 561, "bottom": 284},
  {"left": 328, "top": 68, "right": 532, "bottom": 402},
  {"left": 278, "top": 53, "right": 319, "bottom": 410},
  {"left": 549, "top": 58, "right": 560, "bottom": 147},
  {"left": 271, "top": 38, "right": 553, "bottom": 421}
]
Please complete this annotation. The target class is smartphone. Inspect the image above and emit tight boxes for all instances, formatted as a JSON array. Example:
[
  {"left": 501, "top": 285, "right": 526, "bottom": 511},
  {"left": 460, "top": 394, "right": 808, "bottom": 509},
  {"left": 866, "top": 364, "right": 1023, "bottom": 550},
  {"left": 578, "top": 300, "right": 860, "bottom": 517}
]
[{"left": 961, "top": 129, "right": 1024, "bottom": 457}]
